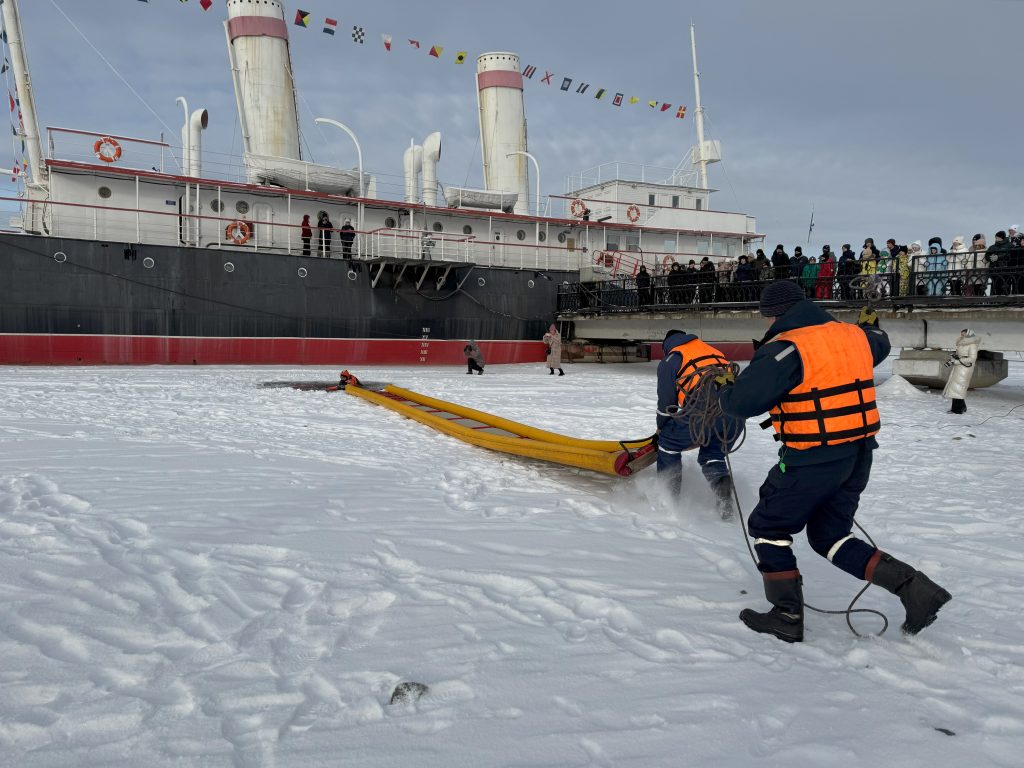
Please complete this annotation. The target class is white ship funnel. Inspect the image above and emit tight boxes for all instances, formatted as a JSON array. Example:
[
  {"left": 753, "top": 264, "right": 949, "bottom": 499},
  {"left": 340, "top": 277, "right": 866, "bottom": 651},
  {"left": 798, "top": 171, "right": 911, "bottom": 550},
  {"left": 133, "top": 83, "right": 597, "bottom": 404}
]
[
  {"left": 403, "top": 143, "right": 423, "bottom": 204},
  {"left": 476, "top": 53, "right": 529, "bottom": 215},
  {"left": 224, "top": 0, "right": 301, "bottom": 160},
  {"left": 421, "top": 132, "right": 442, "bottom": 207},
  {"left": 189, "top": 109, "right": 208, "bottom": 178}
]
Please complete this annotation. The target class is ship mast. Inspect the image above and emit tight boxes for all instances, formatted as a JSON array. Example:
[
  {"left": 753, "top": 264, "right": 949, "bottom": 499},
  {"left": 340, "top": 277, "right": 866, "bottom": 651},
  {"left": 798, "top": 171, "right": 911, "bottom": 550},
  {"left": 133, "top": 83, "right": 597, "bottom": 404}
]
[
  {"left": 690, "top": 22, "right": 708, "bottom": 191},
  {"left": 1, "top": 0, "right": 46, "bottom": 190}
]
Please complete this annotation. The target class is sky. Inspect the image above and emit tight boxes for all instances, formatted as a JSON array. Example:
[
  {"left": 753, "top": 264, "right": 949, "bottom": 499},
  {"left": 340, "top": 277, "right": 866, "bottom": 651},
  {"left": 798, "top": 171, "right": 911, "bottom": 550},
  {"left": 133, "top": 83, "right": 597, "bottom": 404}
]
[
  {"left": 1, "top": 360, "right": 1023, "bottom": 766},
  {"left": 6, "top": 0, "right": 1023, "bottom": 251}
]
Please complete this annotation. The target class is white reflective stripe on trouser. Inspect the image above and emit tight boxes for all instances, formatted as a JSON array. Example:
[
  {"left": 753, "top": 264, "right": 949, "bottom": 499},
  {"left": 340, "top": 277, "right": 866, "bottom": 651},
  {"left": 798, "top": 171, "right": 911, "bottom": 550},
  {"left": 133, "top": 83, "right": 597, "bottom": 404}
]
[
  {"left": 826, "top": 534, "right": 855, "bottom": 562},
  {"left": 658, "top": 446, "right": 682, "bottom": 455},
  {"left": 754, "top": 538, "right": 792, "bottom": 547}
]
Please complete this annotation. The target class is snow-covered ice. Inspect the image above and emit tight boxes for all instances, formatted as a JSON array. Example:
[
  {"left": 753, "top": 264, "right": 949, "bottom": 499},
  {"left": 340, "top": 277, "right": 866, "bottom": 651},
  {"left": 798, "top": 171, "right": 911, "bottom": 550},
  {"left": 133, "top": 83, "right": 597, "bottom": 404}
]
[{"left": 1, "top": 359, "right": 1023, "bottom": 767}]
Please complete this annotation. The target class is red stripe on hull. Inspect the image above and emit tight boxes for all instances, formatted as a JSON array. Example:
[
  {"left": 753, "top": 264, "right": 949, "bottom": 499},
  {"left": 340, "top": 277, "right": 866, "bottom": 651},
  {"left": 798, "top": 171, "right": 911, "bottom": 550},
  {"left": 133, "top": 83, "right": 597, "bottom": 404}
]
[{"left": 0, "top": 336, "right": 548, "bottom": 366}]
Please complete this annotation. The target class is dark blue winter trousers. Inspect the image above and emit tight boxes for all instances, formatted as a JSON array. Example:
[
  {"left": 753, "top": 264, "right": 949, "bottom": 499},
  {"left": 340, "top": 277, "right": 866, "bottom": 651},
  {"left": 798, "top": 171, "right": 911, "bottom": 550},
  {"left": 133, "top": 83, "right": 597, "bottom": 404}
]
[
  {"left": 656, "top": 417, "right": 731, "bottom": 490},
  {"left": 747, "top": 442, "right": 877, "bottom": 578}
]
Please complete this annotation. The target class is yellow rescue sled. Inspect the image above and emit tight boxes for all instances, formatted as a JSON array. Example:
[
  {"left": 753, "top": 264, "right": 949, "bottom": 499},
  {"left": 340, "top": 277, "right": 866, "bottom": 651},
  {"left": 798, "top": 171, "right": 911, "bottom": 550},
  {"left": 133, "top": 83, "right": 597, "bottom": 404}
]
[{"left": 345, "top": 384, "right": 656, "bottom": 477}]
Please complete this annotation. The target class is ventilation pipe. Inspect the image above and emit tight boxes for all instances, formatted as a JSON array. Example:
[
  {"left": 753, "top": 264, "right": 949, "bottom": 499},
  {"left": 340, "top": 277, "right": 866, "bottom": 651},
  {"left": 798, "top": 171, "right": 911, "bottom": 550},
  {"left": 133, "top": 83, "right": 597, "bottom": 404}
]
[
  {"left": 189, "top": 109, "right": 209, "bottom": 178},
  {"left": 421, "top": 132, "right": 442, "bottom": 207},
  {"left": 403, "top": 141, "right": 423, "bottom": 203}
]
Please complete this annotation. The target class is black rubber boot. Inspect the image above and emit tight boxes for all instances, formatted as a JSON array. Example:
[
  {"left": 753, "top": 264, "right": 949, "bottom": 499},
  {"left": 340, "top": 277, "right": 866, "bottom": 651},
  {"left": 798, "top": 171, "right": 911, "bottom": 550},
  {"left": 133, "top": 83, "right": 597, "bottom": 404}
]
[
  {"left": 549, "top": 368, "right": 554, "bottom": 375},
  {"left": 710, "top": 475, "right": 735, "bottom": 519},
  {"left": 558, "top": 368, "right": 564, "bottom": 376},
  {"left": 868, "top": 552, "right": 951, "bottom": 635},
  {"left": 740, "top": 571, "right": 804, "bottom": 643}
]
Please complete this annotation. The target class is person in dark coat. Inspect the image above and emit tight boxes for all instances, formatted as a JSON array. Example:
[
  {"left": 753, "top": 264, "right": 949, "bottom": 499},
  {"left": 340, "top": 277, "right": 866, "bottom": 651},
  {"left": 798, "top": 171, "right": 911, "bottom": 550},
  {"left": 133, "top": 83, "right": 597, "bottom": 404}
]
[
  {"left": 718, "top": 281, "right": 951, "bottom": 643},
  {"left": 463, "top": 340, "right": 485, "bottom": 374},
  {"left": 771, "top": 245, "right": 790, "bottom": 280},
  {"left": 317, "top": 212, "right": 333, "bottom": 257},
  {"left": 656, "top": 329, "right": 740, "bottom": 516},
  {"left": 339, "top": 218, "right": 356, "bottom": 259},
  {"left": 300, "top": 214, "right": 313, "bottom": 256},
  {"left": 985, "top": 231, "right": 1012, "bottom": 295},
  {"left": 734, "top": 255, "right": 755, "bottom": 282},
  {"left": 666, "top": 262, "right": 685, "bottom": 304},
  {"left": 837, "top": 244, "right": 857, "bottom": 300},
  {"left": 636, "top": 264, "right": 653, "bottom": 306},
  {"left": 790, "top": 246, "right": 808, "bottom": 281}
]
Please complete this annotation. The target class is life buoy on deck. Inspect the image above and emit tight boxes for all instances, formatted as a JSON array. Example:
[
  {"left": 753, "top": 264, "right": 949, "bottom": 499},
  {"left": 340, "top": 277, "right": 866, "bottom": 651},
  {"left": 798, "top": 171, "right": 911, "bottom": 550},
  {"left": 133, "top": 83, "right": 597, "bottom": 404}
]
[
  {"left": 626, "top": 204, "right": 641, "bottom": 223},
  {"left": 94, "top": 137, "right": 122, "bottom": 163},
  {"left": 225, "top": 220, "right": 251, "bottom": 245},
  {"left": 570, "top": 198, "right": 587, "bottom": 218}
]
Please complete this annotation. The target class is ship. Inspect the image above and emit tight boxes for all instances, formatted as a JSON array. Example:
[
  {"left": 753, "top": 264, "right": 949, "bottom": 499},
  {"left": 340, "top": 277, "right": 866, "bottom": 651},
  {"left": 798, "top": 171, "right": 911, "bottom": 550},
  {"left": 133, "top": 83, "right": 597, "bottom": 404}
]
[{"left": 0, "top": 0, "right": 761, "bottom": 366}]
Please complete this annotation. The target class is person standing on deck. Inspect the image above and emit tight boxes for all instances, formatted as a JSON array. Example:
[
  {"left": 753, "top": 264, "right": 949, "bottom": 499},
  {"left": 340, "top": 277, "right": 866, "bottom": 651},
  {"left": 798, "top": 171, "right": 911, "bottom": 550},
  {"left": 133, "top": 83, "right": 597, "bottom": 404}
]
[
  {"left": 317, "top": 212, "right": 333, "bottom": 257},
  {"left": 339, "top": 218, "right": 356, "bottom": 260},
  {"left": 300, "top": 214, "right": 312, "bottom": 256}
]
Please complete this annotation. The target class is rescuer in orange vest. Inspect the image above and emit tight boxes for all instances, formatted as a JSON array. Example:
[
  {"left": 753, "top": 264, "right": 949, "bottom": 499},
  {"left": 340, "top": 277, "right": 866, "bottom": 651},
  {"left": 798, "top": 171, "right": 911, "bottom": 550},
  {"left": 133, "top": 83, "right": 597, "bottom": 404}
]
[
  {"left": 718, "top": 280, "right": 951, "bottom": 643},
  {"left": 656, "top": 329, "right": 741, "bottom": 517}
]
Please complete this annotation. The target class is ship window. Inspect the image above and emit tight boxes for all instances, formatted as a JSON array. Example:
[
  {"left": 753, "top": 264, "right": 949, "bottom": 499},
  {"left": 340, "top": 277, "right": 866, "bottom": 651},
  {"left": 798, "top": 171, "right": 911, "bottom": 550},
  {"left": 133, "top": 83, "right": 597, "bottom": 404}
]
[
  {"left": 516, "top": 229, "right": 526, "bottom": 241},
  {"left": 235, "top": 200, "right": 250, "bottom": 215},
  {"left": 143, "top": 257, "right": 155, "bottom": 269},
  {"left": 432, "top": 222, "right": 443, "bottom": 232},
  {"left": 385, "top": 216, "right": 397, "bottom": 228},
  {"left": 224, "top": 262, "right": 235, "bottom": 273},
  {"left": 671, "top": 195, "right": 680, "bottom": 208},
  {"left": 557, "top": 232, "right": 566, "bottom": 244},
  {"left": 695, "top": 199, "right": 703, "bottom": 211},
  {"left": 462, "top": 224, "right": 473, "bottom": 235},
  {"left": 648, "top": 194, "right": 656, "bottom": 206},
  {"left": 210, "top": 199, "right": 224, "bottom": 213},
  {"left": 98, "top": 186, "right": 112, "bottom": 199},
  {"left": 538, "top": 231, "right": 546, "bottom": 242}
]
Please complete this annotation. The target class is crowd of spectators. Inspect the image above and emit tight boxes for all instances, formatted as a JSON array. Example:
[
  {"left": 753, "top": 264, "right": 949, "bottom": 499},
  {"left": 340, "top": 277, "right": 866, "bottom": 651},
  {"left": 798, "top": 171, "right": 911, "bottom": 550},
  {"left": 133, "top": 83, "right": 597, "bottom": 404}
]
[{"left": 648, "top": 225, "right": 1023, "bottom": 302}]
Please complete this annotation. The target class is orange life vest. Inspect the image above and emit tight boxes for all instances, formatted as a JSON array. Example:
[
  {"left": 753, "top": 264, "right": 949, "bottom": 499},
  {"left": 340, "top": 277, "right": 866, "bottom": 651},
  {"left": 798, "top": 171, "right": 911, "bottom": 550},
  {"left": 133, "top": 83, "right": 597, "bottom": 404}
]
[
  {"left": 767, "top": 322, "right": 880, "bottom": 449},
  {"left": 670, "top": 338, "right": 729, "bottom": 407}
]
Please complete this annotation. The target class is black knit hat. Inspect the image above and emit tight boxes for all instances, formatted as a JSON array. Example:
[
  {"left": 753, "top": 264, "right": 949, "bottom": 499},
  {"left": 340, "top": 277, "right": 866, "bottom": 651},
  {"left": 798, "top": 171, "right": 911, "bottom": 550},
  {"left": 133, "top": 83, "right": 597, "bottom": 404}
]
[
  {"left": 759, "top": 280, "right": 805, "bottom": 317},
  {"left": 664, "top": 329, "right": 687, "bottom": 341}
]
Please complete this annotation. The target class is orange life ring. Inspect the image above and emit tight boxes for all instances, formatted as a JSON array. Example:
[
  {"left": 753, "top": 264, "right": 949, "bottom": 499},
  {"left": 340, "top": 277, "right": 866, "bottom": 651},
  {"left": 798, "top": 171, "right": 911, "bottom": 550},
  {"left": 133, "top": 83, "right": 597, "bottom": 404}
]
[
  {"left": 626, "top": 204, "right": 641, "bottom": 223},
  {"left": 225, "top": 220, "right": 251, "bottom": 245},
  {"left": 93, "top": 137, "right": 122, "bottom": 163},
  {"left": 570, "top": 198, "right": 587, "bottom": 218}
]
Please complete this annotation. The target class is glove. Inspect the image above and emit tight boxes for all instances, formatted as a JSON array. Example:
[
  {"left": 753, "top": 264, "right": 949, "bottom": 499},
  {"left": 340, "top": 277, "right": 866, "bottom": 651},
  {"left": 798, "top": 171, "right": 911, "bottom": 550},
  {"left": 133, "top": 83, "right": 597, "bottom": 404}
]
[
  {"left": 858, "top": 306, "right": 879, "bottom": 327},
  {"left": 713, "top": 370, "right": 736, "bottom": 387}
]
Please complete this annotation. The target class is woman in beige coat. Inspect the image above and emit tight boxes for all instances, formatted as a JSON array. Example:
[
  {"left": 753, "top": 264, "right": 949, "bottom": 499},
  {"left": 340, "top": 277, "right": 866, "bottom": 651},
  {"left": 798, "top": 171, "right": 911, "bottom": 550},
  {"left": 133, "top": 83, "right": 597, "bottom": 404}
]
[
  {"left": 943, "top": 329, "right": 979, "bottom": 414},
  {"left": 543, "top": 324, "right": 564, "bottom": 376}
]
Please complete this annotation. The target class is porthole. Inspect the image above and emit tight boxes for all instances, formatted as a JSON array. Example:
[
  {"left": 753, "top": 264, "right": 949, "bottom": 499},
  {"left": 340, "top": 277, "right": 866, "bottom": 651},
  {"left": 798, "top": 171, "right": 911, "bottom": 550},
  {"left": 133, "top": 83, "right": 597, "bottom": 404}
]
[
  {"left": 462, "top": 224, "right": 473, "bottom": 235},
  {"left": 538, "top": 231, "right": 547, "bottom": 242},
  {"left": 557, "top": 233, "right": 567, "bottom": 244},
  {"left": 477, "top": 277, "right": 486, "bottom": 287},
  {"left": 143, "top": 256, "right": 155, "bottom": 269},
  {"left": 297, "top": 267, "right": 308, "bottom": 278},
  {"left": 235, "top": 200, "right": 250, "bottom": 215},
  {"left": 385, "top": 216, "right": 397, "bottom": 228},
  {"left": 432, "top": 222, "right": 443, "bottom": 232},
  {"left": 54, "top": 251, "right": 67, "bottom": 263},
  {"left": 527, "top": 279, "right": 535, "bottom": 288},
  {"left": 98, "top": 186, "right": 112, "bottom": 199},
  {"left": 516, "top": 229, "right": 526, "bottom": 241},
  {"left": 210, "top": 199, "right": 224, "bottom": 213},
  {"left": 347, "top": 269, "right": 358, "bottom": 281},
  {"left": 224, "top": 262, "right": 235, "bottom": 273}
]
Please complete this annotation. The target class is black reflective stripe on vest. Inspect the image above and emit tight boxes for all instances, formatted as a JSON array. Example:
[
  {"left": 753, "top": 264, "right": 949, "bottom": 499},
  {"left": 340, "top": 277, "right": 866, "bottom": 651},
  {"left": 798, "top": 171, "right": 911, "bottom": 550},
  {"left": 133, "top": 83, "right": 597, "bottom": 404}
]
[
  {"left": 768, "top": 401, "right": 877, "bottom": 422},
  {"left": 771, "top": 421, "right": 881, "bottom": 444},
  {"left": 778, "top": 378, "right": 874, "bottom": 403}
]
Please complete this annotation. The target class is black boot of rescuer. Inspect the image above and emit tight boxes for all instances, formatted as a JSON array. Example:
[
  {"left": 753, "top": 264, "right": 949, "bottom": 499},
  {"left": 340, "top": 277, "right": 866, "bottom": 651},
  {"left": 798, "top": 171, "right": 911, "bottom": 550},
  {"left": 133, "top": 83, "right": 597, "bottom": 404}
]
[
  {"left": 740, "top": 571, "right": 804, "bottom": 643},
  {"left": 710, "top": 475, "right": 735, "bottom": 519},
  {"left": 868, "top": 552, "right": 951, "bottom": 635}
]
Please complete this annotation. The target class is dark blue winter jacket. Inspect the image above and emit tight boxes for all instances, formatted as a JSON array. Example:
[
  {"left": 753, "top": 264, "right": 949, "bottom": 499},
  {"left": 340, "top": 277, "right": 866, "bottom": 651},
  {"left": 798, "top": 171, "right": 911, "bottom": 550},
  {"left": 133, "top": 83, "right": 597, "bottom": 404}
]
[
  {"left": 718, "top": 299, "right": 891, "bottom": 466},
  {"left": 656, "top": 331, "right": 699, "bottom": 429}
]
